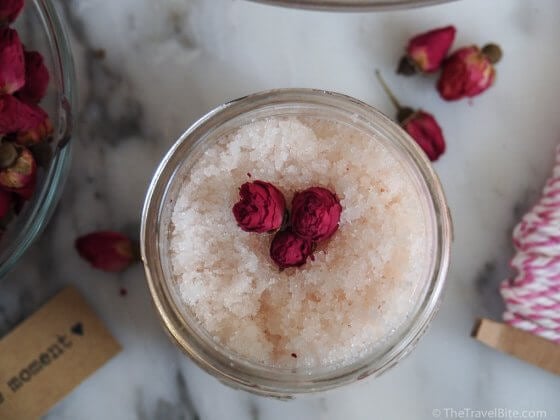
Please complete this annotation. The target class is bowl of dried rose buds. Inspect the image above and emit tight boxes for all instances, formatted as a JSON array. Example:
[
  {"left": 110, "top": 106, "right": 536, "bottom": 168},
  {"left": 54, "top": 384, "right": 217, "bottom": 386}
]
[{"left": 0, "top": 0, "right": 76, "bottom": 277}]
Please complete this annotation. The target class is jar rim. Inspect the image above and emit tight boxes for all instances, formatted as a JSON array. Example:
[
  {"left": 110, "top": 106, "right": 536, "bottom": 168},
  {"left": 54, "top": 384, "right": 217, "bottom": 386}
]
[
  {"left": 141, "top": 89, "right": 452, "bottom": 397},
  {"left": 247, "top": 0, "right": 456, "bottom": 12}
]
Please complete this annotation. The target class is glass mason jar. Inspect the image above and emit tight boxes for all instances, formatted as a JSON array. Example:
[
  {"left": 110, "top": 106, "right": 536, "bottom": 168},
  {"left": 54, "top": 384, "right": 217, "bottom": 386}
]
[{"left": 141, "top": 89, "right": 451, "bottom": 398}]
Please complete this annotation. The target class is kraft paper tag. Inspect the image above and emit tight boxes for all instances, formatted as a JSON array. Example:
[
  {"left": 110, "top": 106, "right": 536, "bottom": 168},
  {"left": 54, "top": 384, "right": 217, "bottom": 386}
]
[
  {"left": 472, "top": 318, "right": 560, "bottom": 376},
  {"left": 0, "top": 287, "right": 121, "bottom": 420}
]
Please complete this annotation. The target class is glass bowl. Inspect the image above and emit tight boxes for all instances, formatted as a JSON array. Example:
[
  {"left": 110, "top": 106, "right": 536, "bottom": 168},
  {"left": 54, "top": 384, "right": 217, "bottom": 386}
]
[
  {"left": 0, "top": 0, "right": 76, "bottom": 278},
  {"left": 249, "top": 0, "right": 456, "bottom": 11},
  {"left": 141, "top": 89, "right": 451, "bottom": 397}
]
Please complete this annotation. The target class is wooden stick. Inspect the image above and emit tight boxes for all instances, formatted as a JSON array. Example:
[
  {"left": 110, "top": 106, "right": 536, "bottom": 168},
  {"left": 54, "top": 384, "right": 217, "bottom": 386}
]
[{"left": 472, "top": 318, "right": 560, "bottom": 376}]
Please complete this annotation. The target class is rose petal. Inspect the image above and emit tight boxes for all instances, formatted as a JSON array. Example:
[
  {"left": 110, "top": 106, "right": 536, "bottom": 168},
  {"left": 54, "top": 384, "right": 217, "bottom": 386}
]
[
  {"left": 16, "top": 112, "right": 53, "bottom": 146},
  {"left": 407, "top": 26, "right": 456, "bottom": 73},
  {"left": 0, "top": 27, "right": 25, "bottom": 94},
  {"left": 0, "top": 0, "right": 24, "bottom": 25},
  {"left": 0, "top": 94, "right": 48, "bottom": 135},
  {"left": 17, "top": 50, "right": 50, "bottom": 103}
]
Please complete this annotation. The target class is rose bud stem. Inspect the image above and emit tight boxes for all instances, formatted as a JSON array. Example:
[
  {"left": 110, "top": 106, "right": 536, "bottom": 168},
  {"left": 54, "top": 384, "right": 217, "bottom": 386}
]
[
  {"left": 375, "top": 70, "right": 446, "bottom": 161},
  {"left": 397, "top": 56, "right": 417, "bottom": 76},
  {"left": 481, "top": 43, "right": 502, "bottom": 65},
  {"left": 375, "top": 69, "right": 415, "bottom": 123}
]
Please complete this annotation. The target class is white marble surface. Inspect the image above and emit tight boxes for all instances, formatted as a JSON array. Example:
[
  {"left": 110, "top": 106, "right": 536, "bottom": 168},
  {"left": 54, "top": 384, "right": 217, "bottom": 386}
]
[{"left": 0, "top": 0, "right": 559, "bottom": 418}]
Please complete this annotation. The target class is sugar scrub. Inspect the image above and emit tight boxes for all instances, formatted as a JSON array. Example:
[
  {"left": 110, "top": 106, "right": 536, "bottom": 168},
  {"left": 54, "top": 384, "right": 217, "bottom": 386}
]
[{"left": 168, "top": 116, "right": 431, "bottom": 368}]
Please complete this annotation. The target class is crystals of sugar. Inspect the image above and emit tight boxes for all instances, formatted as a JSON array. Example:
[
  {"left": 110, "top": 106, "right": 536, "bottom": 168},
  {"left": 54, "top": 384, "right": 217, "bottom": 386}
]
[{"left": 168, "top": 116, "right": 430, "bottom": 369}]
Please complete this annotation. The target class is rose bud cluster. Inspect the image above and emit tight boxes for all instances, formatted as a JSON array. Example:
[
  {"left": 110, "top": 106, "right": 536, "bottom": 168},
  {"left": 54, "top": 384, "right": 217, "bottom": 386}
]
[
  {"left": 397, "top": 25, "right": 502, "bottom": 101},
  {"left": 232, "top": 180, "right": 342, "bottom": 270},
  {"left": 376, "top": 70, "right": 446, "bottom": 161},
  {"left": 389, "top": 25, "right": 503, "bottom": 161},
  {"left": 75, "top": 231, "right": 137, "bottom": 273},
  {"left": 0, "top": 0, "right": 53, "bottom": 238}
]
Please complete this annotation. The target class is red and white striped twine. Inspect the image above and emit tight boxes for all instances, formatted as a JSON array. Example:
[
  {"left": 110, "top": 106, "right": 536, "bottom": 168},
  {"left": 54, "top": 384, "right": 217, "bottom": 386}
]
[{"left": 500, "top": 147, "right": 560, "bottom": 343}]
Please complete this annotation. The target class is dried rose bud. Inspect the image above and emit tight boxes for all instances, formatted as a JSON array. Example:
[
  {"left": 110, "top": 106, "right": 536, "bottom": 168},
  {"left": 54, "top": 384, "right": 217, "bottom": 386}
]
[
  {"left": 0, "top": 27, "right": 25, "bottom": 94},
  {"left": 17, "top": 51, "right": 50, "bottom": 103},
  {"left": 291, "top": 187, "right": 342, "bottom": 242},
  {"left": 75, "top": 231, "right": 136, "bottom": 272},
  {"left": 0, "top": 189, "right": 12, "bottom": 219},
  {"left": 16, "top": 112, "right": 53, "bottom": 146},
  {"left": 375, "top": 70, "right": 446, "bottom": 161},
  {"left": 270, "top": 230, "right": 313, "bottom": 269},
  {"left": 0, "top": 0, "right": 23, "bottom": 25},
  {"left": 0, "top": 94, "right": 48, "bottom": 135},
  {"left": 402, "top": 111, "right": 445, "bottom": 161},
  {"left": 398, "top": 25, "right": 456, "bottom": 75},
  {"left": 232, "top": 180, "right": 286, "bottom": 233},
  {"left": 0, "top": 146, "right": 36, "bottom": 189},
  {"left": 437, "top": 44, "right": 502, "bottom": 101}
]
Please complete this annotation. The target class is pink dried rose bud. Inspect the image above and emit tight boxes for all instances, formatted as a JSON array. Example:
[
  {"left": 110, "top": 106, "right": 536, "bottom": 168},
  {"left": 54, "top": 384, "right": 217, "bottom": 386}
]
[
  {"left": 75, "top": 231, "right": 136, "bottom": 272},
  {"left": 16, "top": 112, "right": 53, "bottom": 145},
  {"left": 291, "top": 187, "right": 342, "bottom": 242},
  {"left": 0, "top": 27, "right": 25, "bottom": 94},
  {"left": 0, "top": 189, "right": 12, "bottom": 219},
  {"left": 375, "top": 70, "right": 447, "bottom": 161},
  {"left": 437, "top": 44, "right": 502, "bottom": 101},
  {"left": 0, "top": 94, "right": 48, "bottom": 135},
  {"left": 0, "top": 0, "right": 24, "bottom": 25},
  {"left": 398, "top": 25, "right": 456, "bottom": 75},
  {"left": 270, "top": 230, "right": 313, "bottom": 269},
  {"left": 0, "top": 146, "right": 36, "bottom": 189},
  {"left": 232, "top": 180, "right": 286, "bottom": 233},
  {"left": 402, "top": 111, "right": 446, "bottom": 161},
  {"left": 17, "top": 51, "right": 50, "bottom": 103}
]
